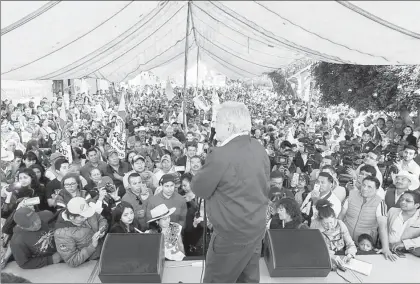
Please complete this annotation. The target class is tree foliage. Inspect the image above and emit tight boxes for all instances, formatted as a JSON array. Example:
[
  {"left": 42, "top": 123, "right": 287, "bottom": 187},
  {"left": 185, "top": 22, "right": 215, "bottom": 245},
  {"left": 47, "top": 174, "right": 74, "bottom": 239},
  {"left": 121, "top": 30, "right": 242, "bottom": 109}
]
[
  {"left": 284, "top": 58, "right": 315, "bottom": 78},
  {"left": 267, "top": 58, "right": 315, "bottom": 99},
  {"left": 267, "top": 70, "right": 295, "bottom": 99},
  {"left": 311, "top": 62, "right": 420, "bottom": 112}
]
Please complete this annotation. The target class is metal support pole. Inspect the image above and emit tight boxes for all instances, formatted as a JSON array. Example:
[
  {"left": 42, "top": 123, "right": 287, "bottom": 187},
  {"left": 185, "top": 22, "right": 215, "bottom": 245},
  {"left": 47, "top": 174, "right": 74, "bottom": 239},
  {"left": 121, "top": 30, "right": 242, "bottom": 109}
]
[
  {"left": 196, "top": 46, "right": 200, "bottom": 91},
  {"left": 182, "top": 1, "right": 191, "bottom": 133},
  {"left": 306, "top": 87, "right": 313, "bottom": 125}
]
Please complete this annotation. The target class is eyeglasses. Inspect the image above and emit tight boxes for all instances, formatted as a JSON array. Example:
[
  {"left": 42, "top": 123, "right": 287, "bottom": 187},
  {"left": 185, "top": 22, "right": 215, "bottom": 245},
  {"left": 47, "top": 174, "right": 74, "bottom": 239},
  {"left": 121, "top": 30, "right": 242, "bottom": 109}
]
[{"left": 64, "top": 182, "right": 77, "bottom": 187}]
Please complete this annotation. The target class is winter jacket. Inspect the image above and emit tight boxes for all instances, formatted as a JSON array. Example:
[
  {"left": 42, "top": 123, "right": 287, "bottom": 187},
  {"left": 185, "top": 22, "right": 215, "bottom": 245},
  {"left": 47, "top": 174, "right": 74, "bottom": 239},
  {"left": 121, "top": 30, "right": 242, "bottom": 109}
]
[
  {"left": 10, "top": 211, "right": 56, "bottom": 269},
  {"left": 55, "top": 189, "right": 90, "bottom": 209},
  {"left": 54, "top": 211, "right": 107, "bottom": 267},
  {"left": 1, "top": 186, "right": 37, "bottom": 219}
]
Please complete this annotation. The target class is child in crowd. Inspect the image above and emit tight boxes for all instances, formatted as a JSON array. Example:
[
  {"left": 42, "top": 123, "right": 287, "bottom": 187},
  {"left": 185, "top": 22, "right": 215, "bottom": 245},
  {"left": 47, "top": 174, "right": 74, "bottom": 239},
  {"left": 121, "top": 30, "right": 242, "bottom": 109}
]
[
  {"left": 146, "top": 204, "right": 185, "bottom": 261},
  {"left": 357, "top": 234, "right": 376, "bottom": 254}
]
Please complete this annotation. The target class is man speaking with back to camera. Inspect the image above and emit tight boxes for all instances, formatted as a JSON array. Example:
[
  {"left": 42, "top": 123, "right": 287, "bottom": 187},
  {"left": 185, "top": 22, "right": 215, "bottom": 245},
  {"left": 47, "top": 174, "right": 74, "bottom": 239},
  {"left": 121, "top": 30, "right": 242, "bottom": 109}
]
[{"left": 191, "top": 101, "right": 270, "bottom": 283}]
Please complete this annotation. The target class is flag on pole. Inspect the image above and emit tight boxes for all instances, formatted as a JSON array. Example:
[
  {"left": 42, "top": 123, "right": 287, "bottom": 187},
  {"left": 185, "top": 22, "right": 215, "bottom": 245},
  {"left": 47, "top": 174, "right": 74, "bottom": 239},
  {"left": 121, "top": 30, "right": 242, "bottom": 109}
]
[
  {"left": 56, "top": 105, "right": 72, "bottom": 161},
  {"left": 104, "top": 97, "right": 110, "bottom": 111},
  {"left": 63, "top": 92, "right": 70, "bottom": 110},
  {"left": 177, "top": 101, "right": 188, "bottom": 132},
  {"left": 59, "top": 105, "right": 67, "bottom": 133},
  {"left": 177, "top": 101, "right": 184, "bottom": 124},
  {"left": 117, "top": 92, "right": 126, "bottom": 120},
  {"left": 192, "top": 88, "right": 199, "bottom": 109},
  {"left": 166, "top": 79, "right": 175, "bottom": 101},
  {"left": 211, "top": 89, "right": 221, "bottom": 126},
  {"left": 193, "top": 91, "right": 210, "bottom": 112},
  {"left": 211, "top": 88, "right": 220, "bottom": 105},
  {"left": 110, "top": 92, "right": 127, "bottom": 160},
  {"left": 146, "top": 86, "right": 152, "bottom": 96}
]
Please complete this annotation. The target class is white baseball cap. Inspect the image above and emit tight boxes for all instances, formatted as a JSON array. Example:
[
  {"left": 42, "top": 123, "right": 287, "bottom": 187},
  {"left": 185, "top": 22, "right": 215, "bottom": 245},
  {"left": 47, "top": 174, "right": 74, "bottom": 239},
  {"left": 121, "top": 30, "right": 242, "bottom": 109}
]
[
  {"left": 67, "top": 197, "right": 95, "bottom": 218},
  {"left": 395, "top": 171, "right": 420, "bottom": 191}
]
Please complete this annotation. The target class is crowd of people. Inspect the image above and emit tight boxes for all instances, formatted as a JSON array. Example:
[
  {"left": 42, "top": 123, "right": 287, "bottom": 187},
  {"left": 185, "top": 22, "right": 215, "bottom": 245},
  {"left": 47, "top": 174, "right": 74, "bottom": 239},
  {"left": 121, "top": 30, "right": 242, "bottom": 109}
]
[{"left": 1, "top": 82, "right": 420, "bottom": 275}]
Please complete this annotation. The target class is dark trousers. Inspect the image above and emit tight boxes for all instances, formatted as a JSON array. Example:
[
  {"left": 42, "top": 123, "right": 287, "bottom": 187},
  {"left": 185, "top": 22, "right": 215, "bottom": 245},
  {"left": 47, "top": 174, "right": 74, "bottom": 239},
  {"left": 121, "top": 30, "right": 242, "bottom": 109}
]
[
  {"left": 209, "top": 127, "right": 216, "bottom": 144},
  {"left": 203, "top": 232, "right": 262, "bottom": 283}
]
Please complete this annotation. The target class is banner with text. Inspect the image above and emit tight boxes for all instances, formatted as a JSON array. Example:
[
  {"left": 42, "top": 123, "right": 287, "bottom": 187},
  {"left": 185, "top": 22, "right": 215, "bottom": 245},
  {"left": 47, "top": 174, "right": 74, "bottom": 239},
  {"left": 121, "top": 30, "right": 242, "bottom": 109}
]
[{"left": 109, "top": 92, "right": 127, "bottom": 159}]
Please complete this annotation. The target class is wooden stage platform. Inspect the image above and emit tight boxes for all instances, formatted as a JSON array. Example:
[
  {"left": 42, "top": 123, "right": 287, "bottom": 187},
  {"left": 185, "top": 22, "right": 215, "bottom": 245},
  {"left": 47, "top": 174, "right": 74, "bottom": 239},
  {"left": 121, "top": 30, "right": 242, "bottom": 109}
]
[{"left": 3, "top": 255, "right": 419, "bottom": 283}]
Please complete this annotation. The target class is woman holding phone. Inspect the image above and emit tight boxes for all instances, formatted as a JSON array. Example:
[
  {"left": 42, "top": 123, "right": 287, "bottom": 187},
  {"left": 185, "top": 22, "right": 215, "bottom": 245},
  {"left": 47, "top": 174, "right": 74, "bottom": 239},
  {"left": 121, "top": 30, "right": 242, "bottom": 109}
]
[
  {"left": 1, "top": 168, "right": 50, "bottom": 269},
  {"left": 2, "top": 168, "right": 43, "bottom": 218}
]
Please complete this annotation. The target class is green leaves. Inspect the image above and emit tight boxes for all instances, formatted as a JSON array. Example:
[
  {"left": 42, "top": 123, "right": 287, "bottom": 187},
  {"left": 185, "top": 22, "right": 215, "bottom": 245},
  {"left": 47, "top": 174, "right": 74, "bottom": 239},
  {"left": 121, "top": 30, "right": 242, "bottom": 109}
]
[
  {"left": 267, "top": 70, "right": 295, "bottom": 99},
  {"left": 311, "top": 63, "right": 420, "bottom": 112}
]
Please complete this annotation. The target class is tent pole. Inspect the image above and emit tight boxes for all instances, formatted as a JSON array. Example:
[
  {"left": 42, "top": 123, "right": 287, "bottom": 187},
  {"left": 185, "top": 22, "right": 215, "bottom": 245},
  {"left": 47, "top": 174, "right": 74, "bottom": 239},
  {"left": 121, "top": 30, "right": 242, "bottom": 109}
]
[
  {"left": 306, "top": 87, "right": 313, "bottom": 125},
  {"left": 182, "top": 1, "right": 191, "bottom": 134},
  {"left": 196, "top": 46, "right": 200, "bottom": 91}
]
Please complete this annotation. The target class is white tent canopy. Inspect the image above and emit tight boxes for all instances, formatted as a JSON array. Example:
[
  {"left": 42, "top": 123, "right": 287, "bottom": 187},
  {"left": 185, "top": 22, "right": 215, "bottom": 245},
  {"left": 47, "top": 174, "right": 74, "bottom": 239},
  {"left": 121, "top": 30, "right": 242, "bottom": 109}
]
[{"left": 1, "top": 1, "right": 420, "bottom": 82}]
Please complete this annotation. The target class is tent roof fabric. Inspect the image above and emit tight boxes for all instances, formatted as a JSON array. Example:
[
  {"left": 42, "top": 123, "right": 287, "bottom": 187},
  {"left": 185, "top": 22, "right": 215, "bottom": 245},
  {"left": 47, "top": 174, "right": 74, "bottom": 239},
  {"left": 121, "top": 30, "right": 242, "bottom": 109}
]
[{"left": 1, "top": 1, "right": 420, "bottom": 82}]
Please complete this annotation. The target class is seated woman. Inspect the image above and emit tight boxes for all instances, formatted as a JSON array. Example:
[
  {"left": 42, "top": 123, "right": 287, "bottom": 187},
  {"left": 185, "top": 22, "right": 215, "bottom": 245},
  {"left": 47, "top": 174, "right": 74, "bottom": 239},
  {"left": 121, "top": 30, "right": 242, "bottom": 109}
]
[
  {"left": 1, "top": 168, "right": 45, "bottom": 219},
  {"left": 28, "top": 164, "right": 50, "bottom": 211},
  {"left": 69, "top": 147, "right": 86, "bottom": 173},
  {"left": 387, "top": 191, "right": 420, "bottom": 256},
  {"left": 55, "top": 173, "right": 91, "bottom": 209},
  {"left": 1, "top": 168, "right": 52, "bottom": 269},
  {"left": 267, "top": 197, "right": 309, "bottom": 229},
  {"left": 146, "top": 204, "right": 185, "bottom": 261},
  {"left": 83, "top": 168, "right": 103, "bottom": 193},
  {"left": 29, "top": 164, "right": 50, "bottom": 188},
  {"left": 313, "top": 199, "right": 357, "bottom": 264},
  {"left": 110, "top": 201, "right": 142, "bottom": 233},
  {"left": 293, "top": 173, "right": 310, "bottom": 207},
  {"left": 400, "top": 126, "right": 417, "bottom": 147},
  {"left": 144, "top": 154, "right": 156, "bottom": 173}
]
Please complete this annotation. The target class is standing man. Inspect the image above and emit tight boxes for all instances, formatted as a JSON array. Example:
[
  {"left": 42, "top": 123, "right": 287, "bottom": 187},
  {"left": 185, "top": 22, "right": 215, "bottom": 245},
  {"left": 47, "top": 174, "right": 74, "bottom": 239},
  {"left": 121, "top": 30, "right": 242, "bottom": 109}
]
[{"left": 191, "top": 101, "right": 270, "bottom": 283}]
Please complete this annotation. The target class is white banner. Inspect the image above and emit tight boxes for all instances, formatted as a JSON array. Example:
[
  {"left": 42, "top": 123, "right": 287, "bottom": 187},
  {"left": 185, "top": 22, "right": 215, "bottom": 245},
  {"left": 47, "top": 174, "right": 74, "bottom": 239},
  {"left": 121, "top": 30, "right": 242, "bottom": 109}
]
[
  {"left": 109, "top": 116, "right": 127, "bottom": 160},
  {"left": 57, "top": 141, "right": 73, "bottom": 165},
  {"left": 193, "top": 93, "right": 210, "bottom": 112}
]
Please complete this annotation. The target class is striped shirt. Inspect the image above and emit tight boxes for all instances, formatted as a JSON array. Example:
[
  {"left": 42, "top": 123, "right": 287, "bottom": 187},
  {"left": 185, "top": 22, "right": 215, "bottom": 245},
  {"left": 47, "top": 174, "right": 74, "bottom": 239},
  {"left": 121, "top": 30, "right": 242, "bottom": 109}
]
[{"left": 342, "top": 198, "right": 387, "bottom": 218}]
